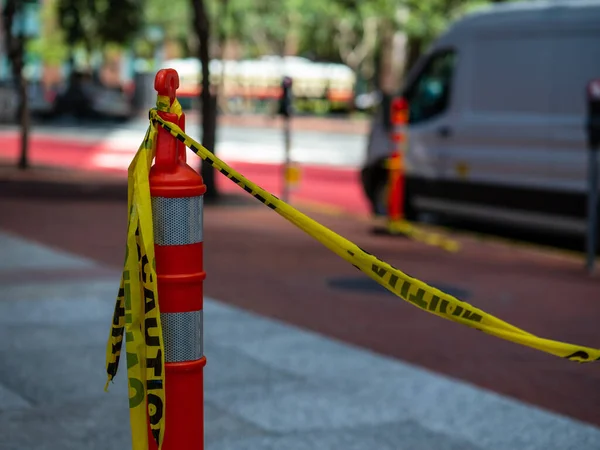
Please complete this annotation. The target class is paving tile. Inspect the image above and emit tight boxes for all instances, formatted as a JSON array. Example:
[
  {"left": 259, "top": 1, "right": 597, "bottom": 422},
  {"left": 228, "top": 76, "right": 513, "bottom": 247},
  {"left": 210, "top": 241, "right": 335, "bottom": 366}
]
[
  {"left": 0, "top": 382, "right": 30, "bottom": 411},
  {"left": 205, "top": 401, "right": 268, "bottom": 446},
  {"left": 0, "top": 342, "right": 128, "bottom": 406},
  {"left": 211, "top": 420, "right": 483, "bottom": 450},
  {"left": 0, "top": 281, "right": 116, "bottom": 324},
  {"left": 206, "top": 378, "right": 410, "bottom": 433},
  {"left": 0, "top": 395, "right": 130, "bottom": 450},
  {"left": 205, "top": 343, "right": 304, "bottom": 392},
  {"left": 0, "top": 232, "right": 96, "bottom": 271}
]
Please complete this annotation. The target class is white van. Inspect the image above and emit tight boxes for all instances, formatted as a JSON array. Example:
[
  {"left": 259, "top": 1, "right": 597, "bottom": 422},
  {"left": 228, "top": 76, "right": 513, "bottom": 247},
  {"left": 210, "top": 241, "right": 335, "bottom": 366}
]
[{"left": 361, "top": 0, "right": 600, "bottom": 235}]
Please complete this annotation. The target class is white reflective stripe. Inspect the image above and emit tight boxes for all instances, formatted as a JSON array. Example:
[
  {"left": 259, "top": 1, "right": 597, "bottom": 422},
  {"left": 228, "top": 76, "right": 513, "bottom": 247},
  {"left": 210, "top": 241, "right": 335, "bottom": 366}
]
[
  {"left": 161, "top": 310, "right": 203, "bottom": 362},
  {"left": 152, "top": 196, "right": 203, "bottom": 246}
]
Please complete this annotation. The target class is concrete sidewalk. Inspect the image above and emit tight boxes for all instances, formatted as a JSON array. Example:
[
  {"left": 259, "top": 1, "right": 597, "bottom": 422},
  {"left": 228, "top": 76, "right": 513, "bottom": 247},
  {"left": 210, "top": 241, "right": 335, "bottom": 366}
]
[{"left": 1, "top": 231, "right": 599, "bottom": 450}]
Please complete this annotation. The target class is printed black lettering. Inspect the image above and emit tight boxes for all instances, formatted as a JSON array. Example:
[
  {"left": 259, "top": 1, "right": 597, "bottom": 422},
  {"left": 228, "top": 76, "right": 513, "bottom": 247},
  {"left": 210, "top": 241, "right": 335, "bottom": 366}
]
[
  {"left": 128, "top": 377, "right": 144, "bottom": 408},
  {"left": 389, "top": 274, "right": 399, "bottom": 289},
  {"left": 439, "top": 300, "right": 449, "bottom": 314},
  {"left": 107, "top": 362, "right": 118, "bottom": 377},
  {"left": 113, "top": 308, "right": 124, "bottom": 326},
  {"left": 148, "top": 393, "right": 164, "bottom": 425},
  {"left": 176, "top": 134, "right": 186, "bottom": 142},
  {"left": 145, "top": 318, "right": 161, "bottom": 347},
  {"left": 144, "top": 288, "right": 156, "bottom": 313},
  {"left": 147, "top": 380, "right": 163, "bottom": 391},
  {"left": 230, "top": 175, "right": 240, "bottom": 184},
  {"left": 400, "top": 281, "right": 412, "bottom": 298},
  {"left": 111, "top": 342, "right": 122, "bottom": 354},
  {"left": 140, "top": 254, "right": 150, "bottom": 282},
  {"left": 462, "top": 310, "right": 482, "bottom": 322},
  {"left": 221, "top": 168, "right": 230, "bottom": 177},
  {"left": 243, "top": 185, "right": 253, "bottom": 194},
  {"left": 146, "top": 349, "right": 163, "bottom": 378},
  {"left": 409, "top": 289, "right": 428, "bottom": 308},
  {"left": 255, "top": 194, "right": 267, "bottom": 204},
  {"left": 372, "top": 264, "right": 387, "bottom": 278},
  {"left": 452, "top": 306, "right": 464, "bottom": 317},
  {"left": 428, "top": 296, "right": 440, "bottom": 311},
  {"left": 565, "top": 351, "right": 590, "bottom": 361},
  {"left": 151, "top": 429, "right": 161, "bottom": 446}
]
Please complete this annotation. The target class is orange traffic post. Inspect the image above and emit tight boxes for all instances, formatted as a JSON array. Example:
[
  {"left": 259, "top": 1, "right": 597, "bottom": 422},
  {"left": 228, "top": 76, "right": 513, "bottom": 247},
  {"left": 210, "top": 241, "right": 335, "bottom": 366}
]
[
  {"left": 148, "top": 69, "right": 207, "bottom": 450},
  {"left": 387, "top": 97, "right": 409, "bottom": 233}
]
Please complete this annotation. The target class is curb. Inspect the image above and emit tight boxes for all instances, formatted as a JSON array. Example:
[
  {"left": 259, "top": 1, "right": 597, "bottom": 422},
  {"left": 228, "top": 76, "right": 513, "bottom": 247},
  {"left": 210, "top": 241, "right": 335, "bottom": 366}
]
[{"left": 0, "top": 164, "right": 127, "bottom": 201}]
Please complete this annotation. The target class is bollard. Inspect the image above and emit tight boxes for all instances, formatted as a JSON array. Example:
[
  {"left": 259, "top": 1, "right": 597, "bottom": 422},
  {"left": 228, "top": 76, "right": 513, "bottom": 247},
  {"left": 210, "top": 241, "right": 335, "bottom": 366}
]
[
  {"left": 387, "top": 97, "right": 409, "bottom": 229},
  {"left": 148, "top": 69, "right": 206, "bottom": 450},
  {"left": 387, "top": 150, "right": 403, "bottom": 223}
]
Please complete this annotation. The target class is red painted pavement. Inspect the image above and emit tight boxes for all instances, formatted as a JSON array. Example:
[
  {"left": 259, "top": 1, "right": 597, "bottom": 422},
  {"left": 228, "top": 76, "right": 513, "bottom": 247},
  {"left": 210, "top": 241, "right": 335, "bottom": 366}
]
[{"left": 0, "top": 133, "right": 370, "bottom": 214}]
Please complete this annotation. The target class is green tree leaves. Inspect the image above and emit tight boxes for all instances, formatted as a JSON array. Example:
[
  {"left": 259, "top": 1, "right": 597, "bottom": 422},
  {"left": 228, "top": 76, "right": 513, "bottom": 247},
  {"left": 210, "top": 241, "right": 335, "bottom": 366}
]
[{"left": 56, "top": 0, "right": 142, "bottom": 53}]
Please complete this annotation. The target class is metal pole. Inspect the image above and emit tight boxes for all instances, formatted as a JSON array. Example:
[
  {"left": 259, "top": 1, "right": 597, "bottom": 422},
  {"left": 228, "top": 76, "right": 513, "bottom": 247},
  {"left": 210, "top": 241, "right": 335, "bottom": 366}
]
[
  {"left": 585, "top": 79, "right": 600, "bottom": 275},
  {"left": 282, "top": 115, "right": 291, "bottom": 203},
  {"left": 586, "top": 147, "right": 599, "bottom": 274}
]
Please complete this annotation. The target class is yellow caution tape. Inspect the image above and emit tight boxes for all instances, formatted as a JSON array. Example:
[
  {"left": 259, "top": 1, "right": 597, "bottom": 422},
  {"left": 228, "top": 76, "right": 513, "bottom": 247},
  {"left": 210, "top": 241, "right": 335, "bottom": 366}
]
[
  {"left": 145, "top": 100, "right": 600, "bottom": 364},
  {"left": 105, "top": 103, "right": 171, "bottom": 449},
  {"left": 388, "top": 219, "right": 460, "bottom": 253}
]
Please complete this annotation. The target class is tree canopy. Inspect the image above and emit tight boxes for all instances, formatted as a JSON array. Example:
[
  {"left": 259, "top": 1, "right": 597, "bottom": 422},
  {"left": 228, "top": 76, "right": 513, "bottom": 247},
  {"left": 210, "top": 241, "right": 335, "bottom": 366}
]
[{"left": 29, "top": 0, "right": 510, "bottom": 85}]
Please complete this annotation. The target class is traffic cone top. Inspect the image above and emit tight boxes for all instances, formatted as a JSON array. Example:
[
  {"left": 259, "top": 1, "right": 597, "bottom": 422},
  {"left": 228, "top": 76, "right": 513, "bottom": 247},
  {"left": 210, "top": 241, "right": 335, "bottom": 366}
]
[
  {"left": 391, "top": 97, "right": 409, "bottom": 114},
  {"left": 155, "top": 68, "right": 180, "bottom": 106}
]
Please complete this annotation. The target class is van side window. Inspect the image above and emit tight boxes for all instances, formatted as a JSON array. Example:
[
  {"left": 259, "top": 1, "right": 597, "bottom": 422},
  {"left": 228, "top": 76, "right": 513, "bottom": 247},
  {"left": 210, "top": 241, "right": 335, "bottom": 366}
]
[{"left": 405, "top": 50, "right": 456, "bottom": 124}]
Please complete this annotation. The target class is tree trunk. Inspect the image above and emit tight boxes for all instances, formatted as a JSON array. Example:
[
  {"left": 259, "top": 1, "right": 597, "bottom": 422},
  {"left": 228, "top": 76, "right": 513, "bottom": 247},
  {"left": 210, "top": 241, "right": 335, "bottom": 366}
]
[
  {"left": 215, "top": 0, "right": 229, "bottom": 115},
  {"left": 377, "top": 20, "right": 395, "bottom": 96},
  {"left": 403, "top": 36, "right": 423, "bottom": 80},
  {"left": 191, "top": 0, "right": 218, "bottom": 201},
  {"left": 16, "top": 58, "right": 29, "bottom": 170},
  {"left": 3, "top": 0, "right": 30, "bottom": 170}
]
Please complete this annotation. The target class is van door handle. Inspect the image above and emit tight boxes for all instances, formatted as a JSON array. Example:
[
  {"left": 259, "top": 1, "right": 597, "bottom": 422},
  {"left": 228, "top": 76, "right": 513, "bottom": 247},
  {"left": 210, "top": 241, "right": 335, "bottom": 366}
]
[{"left": 437, "top": 126, "right": 452, "bottom": 138}]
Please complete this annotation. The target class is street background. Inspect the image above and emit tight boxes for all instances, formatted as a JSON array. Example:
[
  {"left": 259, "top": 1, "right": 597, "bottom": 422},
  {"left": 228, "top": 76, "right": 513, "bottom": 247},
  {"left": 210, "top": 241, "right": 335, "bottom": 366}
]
[
  {"left": 2, "top": 0, "right": 600, "bottom": 449},
  {"left": 1, "top": 163, "right": 600, "bottom": 449}
]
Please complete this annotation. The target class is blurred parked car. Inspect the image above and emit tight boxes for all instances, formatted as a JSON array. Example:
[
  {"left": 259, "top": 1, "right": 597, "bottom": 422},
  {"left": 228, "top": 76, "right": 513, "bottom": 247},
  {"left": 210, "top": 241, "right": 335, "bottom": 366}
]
[
  {"left": 0, "top": 79, "right": 60, "bottom": 123},
  {"left": 53, "top": 71, "right": 132, "bottom": 122},
  {"left": 0, "top": 71, "right": 133, "bottom": 124}
]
